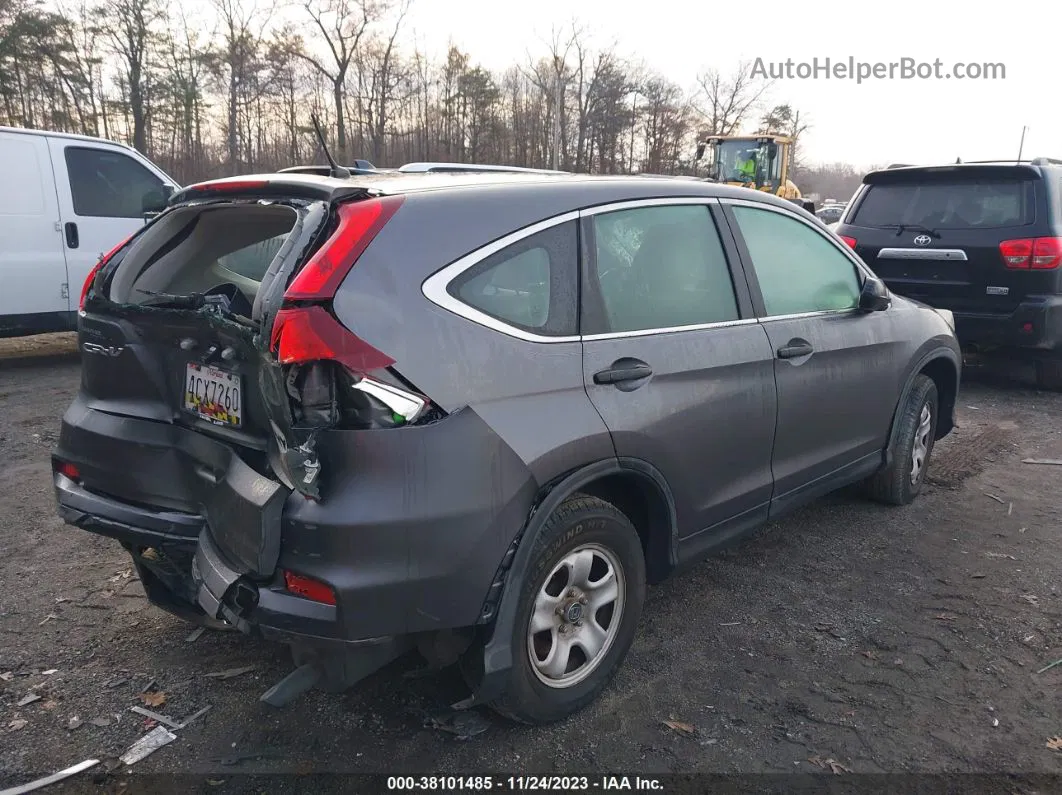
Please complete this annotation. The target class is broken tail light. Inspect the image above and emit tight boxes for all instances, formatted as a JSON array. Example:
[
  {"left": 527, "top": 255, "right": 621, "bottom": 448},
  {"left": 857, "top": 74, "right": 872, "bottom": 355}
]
[
  {"left": 270, "top": 194, "right": 431, "bottom": 428},
  {"left": 282, "top": 570, "right": 336, "bottom": 605}
]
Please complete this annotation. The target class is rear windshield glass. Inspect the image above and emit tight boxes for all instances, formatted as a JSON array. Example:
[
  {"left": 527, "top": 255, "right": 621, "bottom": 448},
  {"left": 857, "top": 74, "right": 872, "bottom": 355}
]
[
  {"left": 107, "top": 204, "right": 298, "bottom": 306},
  {"left": 852, "top": 179, "right": 1035, "bottom": 229}
]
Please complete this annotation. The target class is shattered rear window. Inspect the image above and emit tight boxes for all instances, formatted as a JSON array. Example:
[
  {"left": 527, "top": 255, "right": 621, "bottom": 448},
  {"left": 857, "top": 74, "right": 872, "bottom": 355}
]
[{"left": 107, "top": 203, "right": 299, "bottom": 307}]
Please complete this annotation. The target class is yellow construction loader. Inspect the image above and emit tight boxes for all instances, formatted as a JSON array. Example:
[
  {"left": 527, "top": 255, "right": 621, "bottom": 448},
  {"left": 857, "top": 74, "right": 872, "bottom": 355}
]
[{"left": 695, "top": 134, "right": 815, "bottom": 213}]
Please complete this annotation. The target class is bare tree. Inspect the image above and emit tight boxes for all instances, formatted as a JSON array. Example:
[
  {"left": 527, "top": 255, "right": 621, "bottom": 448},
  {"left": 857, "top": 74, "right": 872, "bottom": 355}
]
[
  {"left": 695, "top": 61, "right": 770, "bottom": 138},
  {"left": 100, "top": 0, "right": 164, "bottom": 152},
  {"left": 293, "top": 0, "right": 389, "bottom": 160},
  {"left": 357, "top": 0, "right": 410, "bottom": 162}
]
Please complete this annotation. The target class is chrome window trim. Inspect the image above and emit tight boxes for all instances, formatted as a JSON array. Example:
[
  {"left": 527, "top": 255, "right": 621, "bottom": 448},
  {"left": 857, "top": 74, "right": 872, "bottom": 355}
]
[
  {"left": 582, "top": 317, "right": 759, "bottom": 341},
  {"left": 578, "top": 196, "right": 718, "bottom": 216},
  {"left": 876, "top": 247, "right": 969, "bottom": 261},
  {"left": 720, "top": 196, "right": 876, "bottom": 281},
  {"left": 421, "top": 211, "right": 582, "bottom": 344}
]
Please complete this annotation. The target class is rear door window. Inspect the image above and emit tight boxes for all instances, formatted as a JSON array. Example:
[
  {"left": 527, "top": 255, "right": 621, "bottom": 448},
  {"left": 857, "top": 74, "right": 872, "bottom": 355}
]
[
  {"left": 586, "top": 204, "right": 739, "bottom": 334},
  {"left": 448, "top": 220, "right": 578, "bottom": 337},
  {"left": 64, "top": 146, "right": 164, "bottom": 219},
  {"left": 851, "top": 179, "right": 1035, "bottom": 229}
]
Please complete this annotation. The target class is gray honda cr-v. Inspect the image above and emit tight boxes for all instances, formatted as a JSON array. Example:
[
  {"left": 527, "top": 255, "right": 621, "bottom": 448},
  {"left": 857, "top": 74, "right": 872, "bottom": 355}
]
[{"left": 54, "top": 169, "right": 960, "bottom": 723}]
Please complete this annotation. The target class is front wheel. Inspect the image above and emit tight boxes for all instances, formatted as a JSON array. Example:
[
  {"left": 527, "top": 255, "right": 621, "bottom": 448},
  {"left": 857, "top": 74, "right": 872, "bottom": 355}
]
[
  {"left": 863, "top": 374, "right": 938, "bottom": 506},
  {"left": 488, "top": 494, "right": 646, "bottom": 724}
]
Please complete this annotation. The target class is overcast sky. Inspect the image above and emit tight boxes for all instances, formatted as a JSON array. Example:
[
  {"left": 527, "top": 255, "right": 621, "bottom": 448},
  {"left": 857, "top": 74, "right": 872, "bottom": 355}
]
[{"left": 400, "top": 0, "right": 1053, "bottom": 167}]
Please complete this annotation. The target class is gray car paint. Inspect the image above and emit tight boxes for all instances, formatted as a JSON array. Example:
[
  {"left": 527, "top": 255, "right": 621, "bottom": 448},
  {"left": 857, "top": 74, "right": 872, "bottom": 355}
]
[{"left": 56, "top": 172, "right": 961, "bottom": 662}]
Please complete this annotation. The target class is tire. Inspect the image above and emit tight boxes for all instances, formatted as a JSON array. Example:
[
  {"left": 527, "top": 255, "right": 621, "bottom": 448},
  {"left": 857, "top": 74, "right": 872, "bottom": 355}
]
[
  {"left": 1035, "top": 358, "right": 1062, "bottom": 391},
  {"left": 488, "top": 494, "right": 646, "bottom": 724},
  {"left": 864, "top": 374, "right": 938, "bottom": 506}
]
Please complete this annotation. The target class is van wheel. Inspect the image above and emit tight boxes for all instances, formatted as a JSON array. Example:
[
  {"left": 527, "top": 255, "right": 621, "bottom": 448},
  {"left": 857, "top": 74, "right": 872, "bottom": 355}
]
[
  {"left": 489, "top": 494, "right": 646, "bottom": 724},
  {"left": 1035, "top": 358, "right": 1062, "bottom": 391},
  {"left": 864, "top": 374, "right": 938, "bottom": 506}
]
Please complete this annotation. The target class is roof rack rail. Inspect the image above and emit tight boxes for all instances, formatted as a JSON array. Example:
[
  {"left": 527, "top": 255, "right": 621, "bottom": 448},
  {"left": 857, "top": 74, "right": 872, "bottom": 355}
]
[
  {"left": 396, "top": 162, "right": 569, "bottom": 175},
  {"left": 886, "top": 163, "right": 913, "bottom": 169},
  {"left": 1030, "top": 157, "right": 1062, "bottom": 166}
]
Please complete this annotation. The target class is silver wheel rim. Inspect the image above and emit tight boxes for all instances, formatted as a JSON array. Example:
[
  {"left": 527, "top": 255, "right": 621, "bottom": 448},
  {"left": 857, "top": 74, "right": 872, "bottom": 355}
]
[
  {"left": 911, "top": 402, "right": 932, "bottom": 484},
  {"left": 527, "top": 543, "right": 625, "bottom": 689}
]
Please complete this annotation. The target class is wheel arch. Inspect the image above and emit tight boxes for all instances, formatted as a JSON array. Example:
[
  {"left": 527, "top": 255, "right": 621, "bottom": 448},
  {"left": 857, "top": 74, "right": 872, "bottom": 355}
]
[
  {"left": 886, "top": 347, "right": 960, "bottom": 468},
  {"left": 469, "top": 457, "right": 677, "bottom": 702}
]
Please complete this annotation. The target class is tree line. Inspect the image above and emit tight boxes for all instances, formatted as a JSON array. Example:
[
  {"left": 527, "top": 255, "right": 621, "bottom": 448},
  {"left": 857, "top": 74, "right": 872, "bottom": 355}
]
[{"left": 0, "top": 0, "right": 866, "bottom": 198}]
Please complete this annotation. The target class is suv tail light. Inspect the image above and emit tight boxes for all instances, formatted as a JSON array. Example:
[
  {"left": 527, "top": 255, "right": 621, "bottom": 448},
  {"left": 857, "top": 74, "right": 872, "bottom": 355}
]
[
  {"left": 80, "top": 235, "right": 134, "bottom": 310},
  {"left": 839, "top": 235, "right": 857, "bottom": 248},
  {"left": 269, "top": 194, "right": 430, "bottom": 427},
  {"left": 1000, "top": 237, "right": 1062, "bottom": 269}
]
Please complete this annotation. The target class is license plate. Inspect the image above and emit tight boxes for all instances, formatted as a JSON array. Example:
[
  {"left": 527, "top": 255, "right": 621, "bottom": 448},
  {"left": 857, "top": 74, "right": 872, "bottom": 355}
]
[{"left": 184, "top": 363, "right": 242, "bottom": 427}]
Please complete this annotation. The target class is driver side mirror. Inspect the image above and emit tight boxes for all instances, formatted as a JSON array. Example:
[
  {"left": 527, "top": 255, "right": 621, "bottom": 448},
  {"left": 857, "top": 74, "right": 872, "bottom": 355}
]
[{"left": 858, "top": 275, "right": 891, "bottom": 311}]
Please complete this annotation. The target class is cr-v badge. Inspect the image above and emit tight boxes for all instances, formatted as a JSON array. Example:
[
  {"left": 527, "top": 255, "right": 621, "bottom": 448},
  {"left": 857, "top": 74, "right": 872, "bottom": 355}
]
[{"left": 82, "top": 342, "right": 124, "bottom": 357}]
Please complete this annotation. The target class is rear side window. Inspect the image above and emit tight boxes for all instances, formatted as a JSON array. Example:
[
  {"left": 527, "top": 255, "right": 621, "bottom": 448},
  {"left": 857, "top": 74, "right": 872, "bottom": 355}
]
[
  {"left": 448, "top": 221, "right": 578, "bottom": 337},
  {"left": 851, "top": 179, "right": 1035, "bottom": 229},
  {"left": 586, "top": 204, "right": 739, "bottom": 334},
  {"left": 65, "top": 146, "right": 164, "bottom": 219}
]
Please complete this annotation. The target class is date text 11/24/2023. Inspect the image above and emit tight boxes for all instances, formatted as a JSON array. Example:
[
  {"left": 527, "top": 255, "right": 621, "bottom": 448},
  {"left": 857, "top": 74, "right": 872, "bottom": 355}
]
[{"left": 386, "top": 776, "right": 665, "bottom": 791}]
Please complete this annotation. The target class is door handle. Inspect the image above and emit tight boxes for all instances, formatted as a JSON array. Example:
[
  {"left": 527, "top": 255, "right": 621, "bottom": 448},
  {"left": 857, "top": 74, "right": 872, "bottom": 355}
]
[
  {"left": 777, "top": 342, "right": 814, "bottom": 359},
  {"left": 594, "top": 362, "right": 653, "bottom": 384},
  {"left": 64, "top": 222, "right": 79, "bottom": 249}
]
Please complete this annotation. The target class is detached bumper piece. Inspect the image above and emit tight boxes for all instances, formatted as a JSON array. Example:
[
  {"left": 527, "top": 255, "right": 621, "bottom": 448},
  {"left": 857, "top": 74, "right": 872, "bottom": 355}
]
[{"left": 192, "top": 530, "right": 412, "bottom": 707}]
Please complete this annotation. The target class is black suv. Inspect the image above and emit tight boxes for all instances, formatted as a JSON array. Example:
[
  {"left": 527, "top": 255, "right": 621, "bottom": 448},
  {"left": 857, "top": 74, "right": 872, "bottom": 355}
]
[{"left": 835, "top": 159, "right": 1062, "bottom": 388}]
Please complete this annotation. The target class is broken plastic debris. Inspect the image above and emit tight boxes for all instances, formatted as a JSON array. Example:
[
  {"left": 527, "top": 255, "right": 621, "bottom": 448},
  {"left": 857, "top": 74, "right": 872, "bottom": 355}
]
[
  {"left": 0, "top": 758, "right": 99, "bottom": 795},
  {"left": 41, "top": 669, "right": 58, "bottom": 676},
  {"left": 1022, "top": 458, "right": 1062, "bottom": 465},
  {"left": 16, "top": 693, "right": 41, "bottom": 707},
  {"left": 119, "top": 725, "right": 176, "bottom": 765},
  {"left": 423, "top": 709, "right": 490, "bottom": 740},
  {"left": 662, "top": 718, "right": 696, "bottom": 736},
  {"left": 186, "top": 627, "right": 206, "bottom": 643},
  {"left": 130, "top": 706, "right": 182, "bottom": 730},
  {"left": 204, "top": 665, "right": 255, "bottom": 680},
  {"left": 8, "top": 718, "right": 28, "bottom": 731},
  {"left": 66, "top": 717, "right": 82, "bottom": 730}
]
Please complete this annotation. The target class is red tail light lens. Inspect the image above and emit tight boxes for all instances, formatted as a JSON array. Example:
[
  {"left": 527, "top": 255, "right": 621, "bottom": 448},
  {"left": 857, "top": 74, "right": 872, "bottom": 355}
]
[
  {"left": 1000, "top": 238, "right": 1034, "bottom": 268},
  {"left": 284, "top": 195, "right": 405, "bottom": 301},
  {"left": 283, "top": 570, "right": 336, "bottom": 605},
  {"left": 839, "top": 235, "right": 857, "bottom": 248},
  {"left": 54, "top": 460, "right": 81, "bottom": 482},
  {"left": 270, "top": 305, "right": 394, "bottom": 373},
  {"left": 1032, "top": 237, "right": 1062, "bottom": 269},
  {"left": 80, "top": 235, "right": 134, "bottom": 309},
  {"left": 999, "top": 237, "right": 1062, "bottom": 269}
]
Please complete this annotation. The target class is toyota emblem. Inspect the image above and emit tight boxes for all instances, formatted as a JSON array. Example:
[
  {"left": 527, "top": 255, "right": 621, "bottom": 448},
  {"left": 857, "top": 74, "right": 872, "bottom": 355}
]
[{"left": 913, "top": 234, "right": 932, "bottom": 246}]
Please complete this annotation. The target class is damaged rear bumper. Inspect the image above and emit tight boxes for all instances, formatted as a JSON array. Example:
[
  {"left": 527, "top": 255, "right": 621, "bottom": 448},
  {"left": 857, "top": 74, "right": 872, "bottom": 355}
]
[{"left": 54, "top": 401, "right": 540, "bottom": 649}]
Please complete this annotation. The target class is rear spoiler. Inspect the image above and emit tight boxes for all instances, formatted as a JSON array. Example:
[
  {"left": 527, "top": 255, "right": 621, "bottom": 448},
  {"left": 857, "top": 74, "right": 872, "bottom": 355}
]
[{"left": 864, "top": 163, "right": 1043, "bottom": 184}]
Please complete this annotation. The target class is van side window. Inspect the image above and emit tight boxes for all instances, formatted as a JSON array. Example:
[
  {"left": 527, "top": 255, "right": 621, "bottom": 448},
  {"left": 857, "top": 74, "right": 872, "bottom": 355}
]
[
  {"left": 448, "top": 220, "right": 579, "bottom": 337},
  {"left": 64, "top": 147, "right": 164, "bottom": 219}
]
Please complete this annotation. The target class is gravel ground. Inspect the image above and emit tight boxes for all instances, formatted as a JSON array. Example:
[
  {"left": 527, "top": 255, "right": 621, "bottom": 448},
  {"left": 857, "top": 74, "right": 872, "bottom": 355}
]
[{"left": 1, "top": 334, "right": 1060, "bottom": 791}]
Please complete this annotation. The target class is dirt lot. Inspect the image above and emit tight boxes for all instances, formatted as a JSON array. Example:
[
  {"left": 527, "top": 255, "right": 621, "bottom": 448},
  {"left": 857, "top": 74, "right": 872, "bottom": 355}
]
[{"left": 1, "top": 333, "right": 1061, "bottom": 790}]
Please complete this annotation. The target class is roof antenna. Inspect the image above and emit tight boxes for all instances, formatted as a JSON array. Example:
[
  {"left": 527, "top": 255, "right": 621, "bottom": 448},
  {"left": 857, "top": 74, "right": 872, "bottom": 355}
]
[
  {"left": 1017, "top": 125, "right": 1028, "bottom": 163},
  {"left": 310, "top": 113, "right": 350, "bottom": 179}
]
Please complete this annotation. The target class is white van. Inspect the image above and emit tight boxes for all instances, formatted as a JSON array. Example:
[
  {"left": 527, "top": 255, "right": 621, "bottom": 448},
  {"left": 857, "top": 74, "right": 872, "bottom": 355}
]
[{"left": 0, "top": 126, "right": 178, "bottom": 338}]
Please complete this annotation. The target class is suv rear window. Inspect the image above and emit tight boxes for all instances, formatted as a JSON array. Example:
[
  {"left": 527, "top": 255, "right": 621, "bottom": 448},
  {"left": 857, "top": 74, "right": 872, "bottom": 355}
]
[{"left": 852, "top": 179, "right": 1035, "bottom": 229}]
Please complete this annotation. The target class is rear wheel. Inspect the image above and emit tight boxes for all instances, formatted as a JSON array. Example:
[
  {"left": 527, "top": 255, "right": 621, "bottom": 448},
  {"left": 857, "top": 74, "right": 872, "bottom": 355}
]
[
  {"left": 864, "top": 374, "right": 938, "bottom": 506},
  {"left": 1034, "top": 358, "right": 1062, "bottom": 391},
  {"left": 488, "top": 494, "right": 646, "bottom": 724}
]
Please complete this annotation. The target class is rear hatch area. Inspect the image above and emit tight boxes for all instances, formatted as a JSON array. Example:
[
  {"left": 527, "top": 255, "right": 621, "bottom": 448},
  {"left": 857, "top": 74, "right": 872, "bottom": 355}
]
[
  {"left": 58, "top": 195, "right": 319, "bottom": 581},
  {"left": 840, "top": 166, "right": 1061, "bottom": 314}
]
